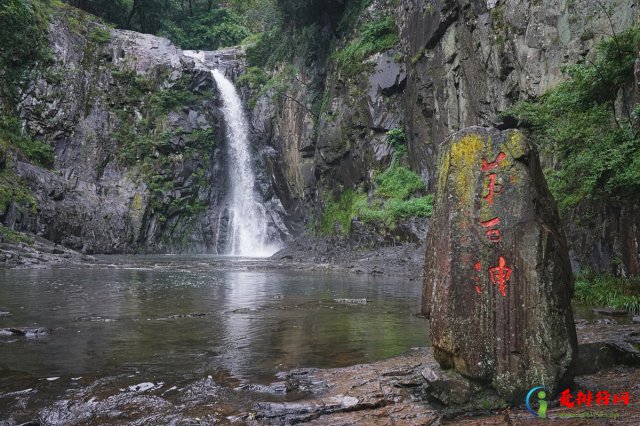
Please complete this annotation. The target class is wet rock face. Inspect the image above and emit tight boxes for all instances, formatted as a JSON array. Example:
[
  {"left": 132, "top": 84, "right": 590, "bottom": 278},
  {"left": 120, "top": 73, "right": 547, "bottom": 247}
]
[
  {"left": 397, "top": 0, "right": 640, "bottom": 275},
  {"left": 5, "top": 10, "right": 289, "bottom": 254},
  {"left": 422, "top": 126, "right": 578, "bottom": 400}
]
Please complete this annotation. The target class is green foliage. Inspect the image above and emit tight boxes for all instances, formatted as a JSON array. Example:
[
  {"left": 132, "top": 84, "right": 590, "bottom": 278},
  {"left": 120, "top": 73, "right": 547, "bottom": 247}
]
[
  {"left": 335, "top": 16, "right": 399, "bottom": 77},
  {"left": 319, "top": 189, "right": 364, "bottom": 235},
  {"left": 149, "top": 87, "right": 200, "bottom": 113},
  {"left": 227, "top": 0, "right": 280, "bottom": 33},
  {"left": 0, "top": 116, "right": 53, "bottom": 167},
  {"left": 0, "top": 167, "right": 37, "bottom": 218},
  {"left": 503, "top": 27, "right": 640, "bottom": 212},
  {"left": 356, "top": 195, "right": 434, "bottom": 229},
  {"left": 374, "top": 165, "right": 424, "bottom": 200},
  {"left": 159, "top": 8, "right": 250, "bottom": 50},
  {"left": 276, "top": 0, "right": 346, "bottom": 27},
  {"left": 188, "top": 128, "right": 216, "bottom": 150},
  {"left": 319, "top": 163, "right": 432, "bottom": 236},
  {"left": 246, "top": 23, "right": 325, "bottom": 69},
  {"left": 256, "top": 64, "right": 297, "bottom": 101},
  {"left": 236, "top": 66, "right": 268, "bottom": 90},
  {"left": 337, "top": 0, "right": 373, "bottom": 34},
  {"left": 574, "top": 272, "right": 640, "bottom": 314},
  {"left": 89, "top": 26, "right": 111, "bottom": 44},
  {"left": 0, "top": 0, "right": 53, "bottom": 105},
  {"left": 385, "top": 127, "right": 406, "bottom": 156},
  {"left": 0, "top": 224, "right": 34, "bottom": 245}
]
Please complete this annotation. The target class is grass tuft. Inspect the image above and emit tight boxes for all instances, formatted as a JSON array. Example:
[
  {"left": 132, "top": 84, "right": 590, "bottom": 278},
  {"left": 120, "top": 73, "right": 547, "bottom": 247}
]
[{"left": 574, "top": 272, "right": 640, "bottom": 314}]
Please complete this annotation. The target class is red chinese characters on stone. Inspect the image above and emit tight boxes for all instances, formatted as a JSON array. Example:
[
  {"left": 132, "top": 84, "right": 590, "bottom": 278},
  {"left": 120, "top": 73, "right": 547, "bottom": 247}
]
[
  {"left": 489, "top": 256, "right": 512, "bottom": 297},
  {"left": 471, "top": 151, "right": 513, "bottom": 297},
  {"left": 481, "top": 152, "right": 506, "bottom": 172},
  {"left": 481, "top": 217, "right": 501, "bottom": 243},
  {"left": 483, "top": 174, "right": 504, "bottom": 206}
]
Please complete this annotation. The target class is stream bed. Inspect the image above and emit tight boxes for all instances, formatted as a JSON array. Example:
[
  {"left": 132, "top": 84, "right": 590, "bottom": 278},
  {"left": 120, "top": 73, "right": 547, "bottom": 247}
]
[{"left": 0, "top": 256, "right": 427, "bottom": 423}]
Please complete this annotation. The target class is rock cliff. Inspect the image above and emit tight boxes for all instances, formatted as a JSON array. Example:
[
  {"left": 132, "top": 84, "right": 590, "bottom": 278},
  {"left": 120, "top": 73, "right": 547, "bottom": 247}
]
[
  {"left": 1, "top": 0, "right": 638, "bottom": 275},
  {"left": 2, "top": 4, "right": 287, "bottom": 254},
  {"left": 251, "top": 0, "right": 639, "bottom": 274}
]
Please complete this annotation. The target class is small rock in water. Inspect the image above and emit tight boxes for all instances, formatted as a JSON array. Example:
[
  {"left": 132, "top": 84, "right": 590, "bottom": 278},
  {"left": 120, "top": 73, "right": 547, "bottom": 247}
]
[
  {"left": 127, "top": 382, "right": 160, "bottom": 392},
  {"left": 236, "top": 381, "right": 289, "bottom": 395},
  {"left": 633, "top": 316, "right": 640, "bottom": 324},
  {"left": 593, "top": 318, "right": 617, "bottom": 325},
  {"left": 333, "top": 298, "right": 367, "bottom": 305},
  {"left": 0, "top": 327, "right": 50, "bottom": 337}
]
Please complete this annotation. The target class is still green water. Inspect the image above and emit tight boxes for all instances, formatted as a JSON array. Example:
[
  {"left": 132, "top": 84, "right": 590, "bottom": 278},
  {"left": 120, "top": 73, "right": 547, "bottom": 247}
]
[{"left": 0, "top": 255, "right": 427, "bottom": 418}]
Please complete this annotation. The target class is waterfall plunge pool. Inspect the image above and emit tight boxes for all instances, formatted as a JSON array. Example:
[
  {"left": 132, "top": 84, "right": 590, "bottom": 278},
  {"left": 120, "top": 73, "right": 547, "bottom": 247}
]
[{"left": 0, "top": 256, "right": 427, "bottom": 421}]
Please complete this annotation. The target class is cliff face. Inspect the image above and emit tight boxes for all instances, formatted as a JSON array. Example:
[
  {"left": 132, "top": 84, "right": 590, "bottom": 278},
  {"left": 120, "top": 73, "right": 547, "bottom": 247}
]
[
  {"left": 251, "top": 0, "right": 410, "bottom": 236},
  {"left": 2, "top": 1, "right": 638, "bottom": 274},
  {"left": 253, "top": 0, "right": 639, "bottom": 274},
  {"left": 3, "top": 4, "right": 288, "bottom": 254},
  {"left": 396, "top": 0, "right": 639, "bottom": 275}
]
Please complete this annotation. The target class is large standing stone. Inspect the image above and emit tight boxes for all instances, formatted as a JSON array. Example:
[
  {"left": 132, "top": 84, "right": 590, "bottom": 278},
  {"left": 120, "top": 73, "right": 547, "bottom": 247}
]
[{"left": 422, "top": 126, "right": 578, "bottom": 400}]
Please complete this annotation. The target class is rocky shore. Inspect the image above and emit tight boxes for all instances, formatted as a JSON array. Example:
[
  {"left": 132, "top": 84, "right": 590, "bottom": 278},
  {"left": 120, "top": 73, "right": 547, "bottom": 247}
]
[
  {"left": 1, "top": 321, "right": 638, "bottom": 425},
  {"left": 0, "top": 235, "right": 94, "bottom": 269},
  {"left": 0, "top": 226, "right": 426, "bottom": 279}
]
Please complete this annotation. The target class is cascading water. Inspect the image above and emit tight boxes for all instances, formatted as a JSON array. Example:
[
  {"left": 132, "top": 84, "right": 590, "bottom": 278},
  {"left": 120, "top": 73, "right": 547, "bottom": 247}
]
[{"left": 210, "top": 69, "right": 280, "bottom": 257}]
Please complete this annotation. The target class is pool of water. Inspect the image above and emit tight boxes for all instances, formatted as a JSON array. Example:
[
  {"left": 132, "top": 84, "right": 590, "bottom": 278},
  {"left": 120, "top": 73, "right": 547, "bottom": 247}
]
[{"left": 0, "top": 256, "right": 427, "bottom": 420}]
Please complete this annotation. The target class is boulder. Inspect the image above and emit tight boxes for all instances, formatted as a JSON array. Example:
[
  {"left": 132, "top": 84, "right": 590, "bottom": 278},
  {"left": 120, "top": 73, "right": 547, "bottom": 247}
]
[{"left": 422, "top": 126, "right": 577, "bottom": 400}]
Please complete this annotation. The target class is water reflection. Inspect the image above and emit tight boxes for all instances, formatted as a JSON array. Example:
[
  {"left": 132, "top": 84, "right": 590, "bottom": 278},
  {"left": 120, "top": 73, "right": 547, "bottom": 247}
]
[{"left": 0, "top": 262, "right": 427, "bottom": 397}]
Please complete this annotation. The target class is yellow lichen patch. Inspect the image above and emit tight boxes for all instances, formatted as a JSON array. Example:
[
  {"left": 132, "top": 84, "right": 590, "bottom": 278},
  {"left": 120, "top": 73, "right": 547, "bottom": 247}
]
[
  {"left": 130, "top": 192, "right": 144, "bottom": 212},
  {"left": 504, "top": 130, "right": 526, "bottom": 160},
  {"left": 449, "top": 134, "right": 484, "bottom": 206}
]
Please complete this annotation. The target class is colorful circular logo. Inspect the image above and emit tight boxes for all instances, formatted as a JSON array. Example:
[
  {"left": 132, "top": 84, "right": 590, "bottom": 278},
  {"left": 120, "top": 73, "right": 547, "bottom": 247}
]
[{"left": 526, "top": 386, "right": 549, "bottom": 418}]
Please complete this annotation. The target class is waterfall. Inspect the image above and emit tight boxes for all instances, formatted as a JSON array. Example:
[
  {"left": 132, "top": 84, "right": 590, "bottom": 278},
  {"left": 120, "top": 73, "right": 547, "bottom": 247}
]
[{"left": 210, "top": 69, "right": 280, "bottom": 257}]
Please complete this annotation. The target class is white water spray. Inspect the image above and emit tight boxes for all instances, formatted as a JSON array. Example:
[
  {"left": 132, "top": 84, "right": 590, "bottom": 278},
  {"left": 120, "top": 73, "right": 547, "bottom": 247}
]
[{"left": 211, "top": 69, "right": 280, "bottom": 257}]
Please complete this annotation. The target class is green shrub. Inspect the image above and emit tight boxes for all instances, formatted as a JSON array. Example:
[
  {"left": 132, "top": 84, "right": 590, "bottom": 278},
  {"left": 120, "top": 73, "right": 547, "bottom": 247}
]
[
  {"left": 375, "top": 165, "right": 425, "bottom": 200},
  {"left": 356, "top": 195, "right": 433, "bottom": 228},
  {"left": 319, "top": 189, "right": 365, "bottom": 235},
  {"left": 89, "top": 26, "right": 111, "bottom": 44},
  {"left": 0, "top": 0, "right": 53, "bottom": 105},
  {"left": 503, "top": 27, "right": 640, "bottom": 212},
  {"left": 319, "top": 164, "right": 432, "bottom": 235},
  {"left": 246, "top": 23, "right": 325, "bottom": 69},
  {"left": 385, "top": 127, "right": 405, "bottom": 148},
  {"left": 574, "top": 272, "right": 640, "bottom": 314},
  {"left": 236, "top": 66, "right": 268, "bottom": 89},
  {"left": 334, "top": 16, "right": 399, "bottom": 77},
  {"left": 149, "top": 88, "right": 199, "bottom": 113},
  {"left": 337, "top": 0, "right": 373, "bottom": 34},
  {"left": 0, "top": 116, "right": 53, "bottom": 167},
  {"left": 0, "top": 224, "right": 34, "bottom": 245},
  {"left": 0, "top": 169, "right": 37, "bottom": 217},
  {"left": 159, "top": 8, "right": 250, "bottom": 50}
]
